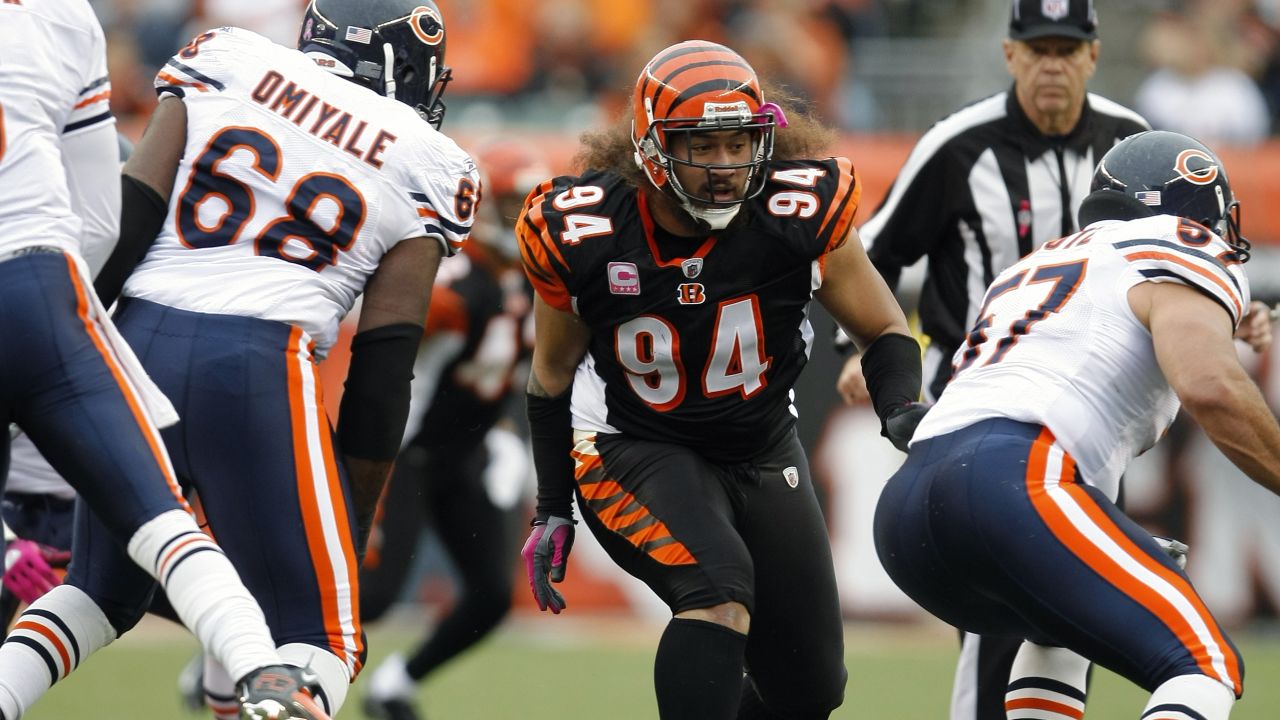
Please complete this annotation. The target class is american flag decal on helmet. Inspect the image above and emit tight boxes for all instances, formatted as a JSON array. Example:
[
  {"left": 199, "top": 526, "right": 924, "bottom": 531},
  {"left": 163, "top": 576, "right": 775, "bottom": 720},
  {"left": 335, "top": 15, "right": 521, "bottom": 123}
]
[
  {"left": 345, "top": 26, "right": 372, "bottom": 44},
  {"left": 1135, "top": 191, "right": 1162, "bottom": 206}
]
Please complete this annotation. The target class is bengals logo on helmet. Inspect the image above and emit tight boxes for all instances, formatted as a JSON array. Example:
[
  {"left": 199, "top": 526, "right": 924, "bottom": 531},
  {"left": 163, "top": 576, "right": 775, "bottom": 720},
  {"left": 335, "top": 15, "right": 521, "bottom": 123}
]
[
  {"left": 411, "top": 5, "right": 444, "bottom": 45},
  {"left": 1174, "top": 148, "right": 1219, "bottom": 186}
]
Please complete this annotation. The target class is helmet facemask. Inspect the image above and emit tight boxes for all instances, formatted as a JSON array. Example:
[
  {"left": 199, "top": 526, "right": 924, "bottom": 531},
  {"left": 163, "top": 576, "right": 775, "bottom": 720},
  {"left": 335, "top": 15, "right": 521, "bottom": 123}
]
[
  {"left": 1211, "top": 192, "right": 1249, "bottom": 263},
  {"left": 630, "top": 40, "right": 785, "bottom": 232},
  {"left": 634, "top": 102, "right": 779, "bottom": 231}
]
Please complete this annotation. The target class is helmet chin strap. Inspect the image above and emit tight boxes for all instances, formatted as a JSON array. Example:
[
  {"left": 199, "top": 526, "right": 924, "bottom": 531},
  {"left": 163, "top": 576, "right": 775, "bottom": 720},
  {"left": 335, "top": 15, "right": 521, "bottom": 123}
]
[
  {"left": 679, "top": 200, "right": 740, "bottom": 231},
  {"left": 382, "top": 42, "right": 397, "bottom": 98},
  {"left": 668, "top": 170, "right": 743, "bottom": 231}
]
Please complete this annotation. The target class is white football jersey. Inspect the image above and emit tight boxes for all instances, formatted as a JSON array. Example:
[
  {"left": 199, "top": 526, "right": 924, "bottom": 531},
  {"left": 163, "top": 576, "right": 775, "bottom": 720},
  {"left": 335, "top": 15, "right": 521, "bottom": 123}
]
[
  {"left": 0, "top": 0, "right": 114, "bottom": 256},
  {"left": 914, "top": 215, "right": 1250, "bottom": 499},
  {"left": 6, "top": 435, "right": 76, "bottom": 500},
  {"left": 124, "top": 27, "right": 478, "bottom": 354}
]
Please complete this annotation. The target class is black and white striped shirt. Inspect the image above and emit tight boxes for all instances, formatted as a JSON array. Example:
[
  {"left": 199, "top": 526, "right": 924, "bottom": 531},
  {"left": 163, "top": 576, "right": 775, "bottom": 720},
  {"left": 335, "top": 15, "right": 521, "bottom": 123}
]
[{"left": 862, "top": 87, "right": 1148, "bottom": 400}]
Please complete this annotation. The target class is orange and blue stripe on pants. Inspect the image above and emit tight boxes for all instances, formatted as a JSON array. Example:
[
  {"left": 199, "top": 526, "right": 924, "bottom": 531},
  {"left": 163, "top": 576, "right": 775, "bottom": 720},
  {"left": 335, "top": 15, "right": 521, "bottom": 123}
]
[
  {"left": 65, "top": 297, "right": 365, "bottom": 678},
  {"left": 873, "top": 418, "right": 1243, "bottom": 696}
]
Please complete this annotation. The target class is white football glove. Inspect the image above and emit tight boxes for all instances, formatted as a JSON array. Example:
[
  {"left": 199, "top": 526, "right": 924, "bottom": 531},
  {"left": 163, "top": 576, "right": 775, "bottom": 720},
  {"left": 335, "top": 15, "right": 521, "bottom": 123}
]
[{"left": 1152, "top": 535, "right": 1189, "bottom": 570}]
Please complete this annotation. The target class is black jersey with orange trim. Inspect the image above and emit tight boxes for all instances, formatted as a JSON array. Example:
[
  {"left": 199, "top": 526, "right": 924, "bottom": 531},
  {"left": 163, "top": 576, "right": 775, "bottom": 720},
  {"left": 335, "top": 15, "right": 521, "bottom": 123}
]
[
  {"left": 519, "top": 158, "right": 860, "bottom": 460},
  {"left": 412, "top": 246, "right": 530, "bottom": 456}
]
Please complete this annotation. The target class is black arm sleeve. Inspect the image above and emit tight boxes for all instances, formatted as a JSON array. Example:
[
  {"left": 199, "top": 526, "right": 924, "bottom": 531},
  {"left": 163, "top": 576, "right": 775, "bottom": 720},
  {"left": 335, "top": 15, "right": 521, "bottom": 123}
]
[
  {"left": 527, "top": 390, "right": 575, "bottom": 521},
  {"left": 337, "top": 323, "right": 421, "bottom": 461},
  {"left": 861, "top": 333, "right": 923, "bottom": 424},
  {"left": 95, "top": 174, "right": 166, "bottom": 305}
]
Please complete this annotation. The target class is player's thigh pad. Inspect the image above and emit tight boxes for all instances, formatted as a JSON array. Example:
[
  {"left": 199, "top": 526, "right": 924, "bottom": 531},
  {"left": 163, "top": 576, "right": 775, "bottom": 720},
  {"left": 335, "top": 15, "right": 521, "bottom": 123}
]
[
  {"left": 878, "top": 418, "right": 1242, "bottom": 694},
  {"left": 579, "top": 432, "right": 754, "bottom": 613},
  {"left": 736, "top": 430, "right": 847, "bottom": 714},
  {"left": 1, "top": 254, "right": 184, "bottom": 535}
]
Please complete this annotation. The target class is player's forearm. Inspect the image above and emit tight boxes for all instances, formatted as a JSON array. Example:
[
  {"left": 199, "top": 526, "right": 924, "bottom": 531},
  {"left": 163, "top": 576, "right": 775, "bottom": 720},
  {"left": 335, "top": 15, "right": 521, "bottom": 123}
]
[
  {"left": 1184, "top": 373, "right": 1280, "bottom": 496},
  {"left": 527, "top": 371, "right": 576, "bottom": 520},
  {"left": 337, "top": 323, "right": 421, "bottom": 553},
  {"left": 344, "top": 456, "right": 394, "bottom": 543},
  {"left": 62, "top": 121, "right": 122, "bottom": 275}
]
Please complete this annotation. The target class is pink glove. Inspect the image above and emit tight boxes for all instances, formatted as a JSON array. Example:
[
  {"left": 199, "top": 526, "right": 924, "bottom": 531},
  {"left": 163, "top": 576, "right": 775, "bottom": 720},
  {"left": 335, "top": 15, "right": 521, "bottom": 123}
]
[
  {"left": 3, "top": 539, "right": 68, "bottom": 604},
  {"left": 521, "top": 516, "right": 575, "bottom": 614}
]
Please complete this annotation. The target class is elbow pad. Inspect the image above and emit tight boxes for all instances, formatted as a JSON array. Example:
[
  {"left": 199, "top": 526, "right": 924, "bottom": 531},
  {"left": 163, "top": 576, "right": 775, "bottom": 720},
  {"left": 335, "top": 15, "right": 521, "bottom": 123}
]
[{"left": 337, "top": 323, "right": 422, "bottom": 461}]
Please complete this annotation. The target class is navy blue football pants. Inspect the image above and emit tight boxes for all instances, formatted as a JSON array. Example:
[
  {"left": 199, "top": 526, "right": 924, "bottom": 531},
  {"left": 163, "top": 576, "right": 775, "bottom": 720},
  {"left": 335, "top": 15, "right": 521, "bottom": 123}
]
[
  {"left": 874, "top": 418, "right": 1242, "bottom": 697},
  {"left": 63, "top": 298, "right": 366, "bottom": 676},
  {"left": 0, "top": 252, "right": 185, "bottom": 552}
]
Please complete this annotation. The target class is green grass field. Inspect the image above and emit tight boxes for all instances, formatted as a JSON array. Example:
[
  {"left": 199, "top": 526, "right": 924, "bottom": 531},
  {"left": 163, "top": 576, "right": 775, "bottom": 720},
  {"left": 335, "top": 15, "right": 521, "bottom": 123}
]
[{"left": 22, "top": 612, "right": 1280, "bottom": 719}]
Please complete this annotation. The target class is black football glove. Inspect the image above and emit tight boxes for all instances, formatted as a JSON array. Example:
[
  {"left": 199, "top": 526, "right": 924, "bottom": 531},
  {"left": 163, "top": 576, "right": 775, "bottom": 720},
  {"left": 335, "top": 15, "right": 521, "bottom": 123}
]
[{"left": 883, "top": 402, "right": 929, "bottom": 453}]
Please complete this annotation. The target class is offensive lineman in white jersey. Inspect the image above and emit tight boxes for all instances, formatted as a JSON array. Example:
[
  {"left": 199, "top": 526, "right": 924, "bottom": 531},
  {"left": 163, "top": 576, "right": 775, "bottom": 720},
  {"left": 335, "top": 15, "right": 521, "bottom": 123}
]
[
  {"left": 0, "top": 0, "right": 478, "bottom": 717},
  {"left": 0, "top": 1, "right": 330, "bottom": 718},
  {"left": 874, "top": 131, "right": 1280, "bottom": 720}
]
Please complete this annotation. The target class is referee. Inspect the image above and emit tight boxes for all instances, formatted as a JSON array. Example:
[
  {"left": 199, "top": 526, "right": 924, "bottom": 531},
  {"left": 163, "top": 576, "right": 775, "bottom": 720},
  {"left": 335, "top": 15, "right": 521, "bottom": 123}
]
[{"left": 838, "top": 2, "right": 1147, "bottom": 718}]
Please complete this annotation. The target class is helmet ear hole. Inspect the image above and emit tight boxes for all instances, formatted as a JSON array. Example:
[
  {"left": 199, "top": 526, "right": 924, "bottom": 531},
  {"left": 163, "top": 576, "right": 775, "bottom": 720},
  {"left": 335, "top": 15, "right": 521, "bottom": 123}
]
[{"left": 640, "top": 137, "right": 659, "bottom": 161}]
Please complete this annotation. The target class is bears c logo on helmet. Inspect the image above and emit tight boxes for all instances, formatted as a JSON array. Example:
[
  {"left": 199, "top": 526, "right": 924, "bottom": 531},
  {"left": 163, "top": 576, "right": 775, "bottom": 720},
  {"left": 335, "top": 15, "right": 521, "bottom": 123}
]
[
  {"left": 1174, "top": 148, "right": 1219, "bottom": 186},
  {"left": 411, "top": 6, "right": 444, "bottom": 45}
]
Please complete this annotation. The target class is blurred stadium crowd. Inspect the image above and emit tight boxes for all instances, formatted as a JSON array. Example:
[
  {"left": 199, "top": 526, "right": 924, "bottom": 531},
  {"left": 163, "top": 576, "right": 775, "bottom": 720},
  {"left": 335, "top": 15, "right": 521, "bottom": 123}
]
[{"left": 93, "top": 0, "right": 1280, "bottom": 142}]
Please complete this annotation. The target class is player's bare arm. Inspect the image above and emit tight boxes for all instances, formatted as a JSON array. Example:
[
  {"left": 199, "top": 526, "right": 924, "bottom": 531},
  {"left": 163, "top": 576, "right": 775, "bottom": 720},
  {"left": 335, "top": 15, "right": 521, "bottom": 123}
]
[
  {"left": 528, "top": 294, "right": 590, "bottom": 397},
  {"left": 1136, "top": 281, "right": 1280, "bottom": 495},
  {"left": 817, "top": 226, "right": 923, "bottom": 450},
  {"left": 814, "top": 226, "right": 911, "bottom": 348},
  {"left": 96, "top": 97, "right": 189, "bottom": 304},
  {"left": 122, "top": 96, "right": 187, "bottom": 197},
  {"left": 341, "top": 235, "right": 442, "bottom": 551}
]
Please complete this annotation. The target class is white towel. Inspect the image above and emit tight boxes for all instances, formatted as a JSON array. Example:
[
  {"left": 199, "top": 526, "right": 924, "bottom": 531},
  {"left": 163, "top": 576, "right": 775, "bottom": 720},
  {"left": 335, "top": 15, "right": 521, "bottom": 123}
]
[{"left": 69, "top": 253, "right": 179, "bottom": 428}]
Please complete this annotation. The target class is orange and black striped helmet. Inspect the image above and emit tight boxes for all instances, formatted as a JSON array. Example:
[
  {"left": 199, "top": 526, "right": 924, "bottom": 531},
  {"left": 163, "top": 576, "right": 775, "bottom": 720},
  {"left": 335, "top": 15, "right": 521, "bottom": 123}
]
[{"left": 631, "top": 41, "right": 786, "bottom": 224}]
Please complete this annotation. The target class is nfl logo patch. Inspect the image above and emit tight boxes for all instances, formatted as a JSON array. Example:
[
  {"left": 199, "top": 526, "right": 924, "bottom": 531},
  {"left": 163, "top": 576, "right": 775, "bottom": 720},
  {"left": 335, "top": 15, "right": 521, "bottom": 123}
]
[
  {"left": 681, "top": 257, "right": 703, "bottom": 279},
  {"left": 1042, "top": 0, "right": 1069, "bottom": 21},
  {"left": 608, "top": 262, "right": 641, "bottom": 295},
  {"left": 783, "top": 466, "right": 799, "bottom": 489},
  {"left": 1135, "top": 191, "right": 1162, "bottom": 206}
]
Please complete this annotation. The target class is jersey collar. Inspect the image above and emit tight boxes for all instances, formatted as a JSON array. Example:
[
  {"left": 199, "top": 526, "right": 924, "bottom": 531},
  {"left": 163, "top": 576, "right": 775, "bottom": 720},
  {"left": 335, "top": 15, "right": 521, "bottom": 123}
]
[{"left": 637, "top": 190, "right": 719, "bottom": 269}]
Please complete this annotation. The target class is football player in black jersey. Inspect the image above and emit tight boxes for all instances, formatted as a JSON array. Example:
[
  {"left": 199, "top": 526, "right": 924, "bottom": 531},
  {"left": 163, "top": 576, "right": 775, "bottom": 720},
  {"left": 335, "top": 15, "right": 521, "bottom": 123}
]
[{"left": 516, "top": 41, "right": 924, "bottom": 719}]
